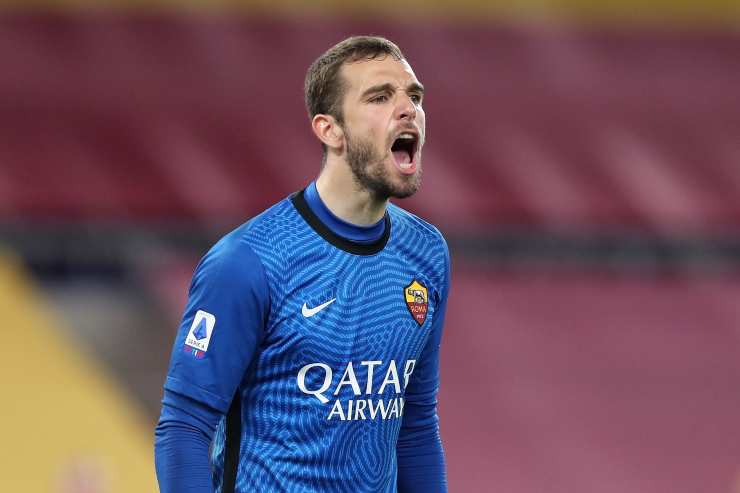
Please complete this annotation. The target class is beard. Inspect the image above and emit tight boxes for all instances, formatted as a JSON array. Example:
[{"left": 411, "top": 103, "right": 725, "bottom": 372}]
[{"left": 344, "top": 127, "right": 422, "bottom": 200}]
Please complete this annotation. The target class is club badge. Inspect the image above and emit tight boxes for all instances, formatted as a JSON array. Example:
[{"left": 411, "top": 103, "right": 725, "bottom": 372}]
[{"left": 404, "top": 279, "right": 429, "bottom": 326}]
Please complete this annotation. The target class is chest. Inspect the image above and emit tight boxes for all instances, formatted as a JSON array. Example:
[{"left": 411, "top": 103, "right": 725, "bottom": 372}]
[{"left": 264, "top": 248, "right": 439, "bottom": 367}]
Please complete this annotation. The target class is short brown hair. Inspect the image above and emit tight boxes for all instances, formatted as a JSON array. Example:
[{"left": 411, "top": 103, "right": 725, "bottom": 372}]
[{"left": 304, "top": 35, "right": 405, "bottom": 125}]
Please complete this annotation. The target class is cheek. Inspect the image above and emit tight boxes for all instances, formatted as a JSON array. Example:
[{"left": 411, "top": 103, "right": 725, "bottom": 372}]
[
  {"left": 416, "top": 108, "right": 426, "bottom": 138},
  {"left": 349, "top": 114, "right": 384, "bottom": 140}
]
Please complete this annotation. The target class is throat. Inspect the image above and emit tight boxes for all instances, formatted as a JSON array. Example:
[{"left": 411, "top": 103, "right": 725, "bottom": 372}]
[{"left": 314, "top": 177, "right": 388, "bottom": 226}]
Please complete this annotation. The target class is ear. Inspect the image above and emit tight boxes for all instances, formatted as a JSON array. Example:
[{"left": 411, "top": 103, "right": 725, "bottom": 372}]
[{"left": 311, "top": 114, "right": 344, "bottom": 151}]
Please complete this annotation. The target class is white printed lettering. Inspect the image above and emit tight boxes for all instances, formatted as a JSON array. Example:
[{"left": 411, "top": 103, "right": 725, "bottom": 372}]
[
  {"left": 334, "top": 361, "right": 361, "bottom": 396},
  {"left": 403, "top": 360, "right": 416, "bottom": 389},
  {"left": 361, "top": 360, "right": 382, "bottom": 394},
  {"left": 327, "top": 400, "right": 345, "bottom": 420},
  {"left": 378, "top": 360, "right": 401, "bottom": 395},
  {"left": 297, "top": 363, "right": 332, "bottom": 404}
]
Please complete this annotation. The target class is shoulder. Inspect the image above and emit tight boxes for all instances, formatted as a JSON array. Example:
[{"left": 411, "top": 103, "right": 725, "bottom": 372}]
[
  {"left": 387, "top": 203, "right": 450, "bottom": 298},
  {"left": 208, "top": 195, "right": 296, "bottom": 258},
  {"left": 387, "top": 202, "right": 449, "bottom": 259},
  {"left": 192, "top": 196, "right": 297, "bottom": 289}
]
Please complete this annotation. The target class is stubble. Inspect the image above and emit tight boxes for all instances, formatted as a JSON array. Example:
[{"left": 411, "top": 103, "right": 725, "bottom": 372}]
[{"left": 344, "top": 127, "right": 422, "bottom": 200}]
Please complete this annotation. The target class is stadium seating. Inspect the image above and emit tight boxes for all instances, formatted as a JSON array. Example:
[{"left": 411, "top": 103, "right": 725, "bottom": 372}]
[{"left": 1, "top": 16, "right": 738, "bottom": 234}]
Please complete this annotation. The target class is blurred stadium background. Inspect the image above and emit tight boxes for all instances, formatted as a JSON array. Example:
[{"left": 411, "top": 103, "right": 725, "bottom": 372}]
[{"left": 2, "top": 0, "right": 740, "bottom": 491}]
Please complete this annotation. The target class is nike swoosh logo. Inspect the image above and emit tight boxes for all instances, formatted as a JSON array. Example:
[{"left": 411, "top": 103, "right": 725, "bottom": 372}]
[{"left": 302, "top": 298, "right": 336, "bottom": 317}]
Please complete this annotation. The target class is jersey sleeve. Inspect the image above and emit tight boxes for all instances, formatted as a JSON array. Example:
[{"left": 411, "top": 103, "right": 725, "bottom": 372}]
[
  {"left": 396, "top": 236, "right": 450, "bottom": 493},
  {"left": 162, "top": 229, "right": 271, "bottom": 413}
]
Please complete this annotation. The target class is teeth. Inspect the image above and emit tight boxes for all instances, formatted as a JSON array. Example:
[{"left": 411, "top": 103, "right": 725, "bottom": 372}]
[{"left": 398, "top": 133, "right": 415, "bottom": 140}]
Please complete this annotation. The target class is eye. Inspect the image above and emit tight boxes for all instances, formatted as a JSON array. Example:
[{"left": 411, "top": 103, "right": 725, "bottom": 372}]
[
  {"left": 410, "top": 94, "right": 423, "bottom": 104},
  {"left": 370, "top": 94, "right": 388, "bottom": 103}
]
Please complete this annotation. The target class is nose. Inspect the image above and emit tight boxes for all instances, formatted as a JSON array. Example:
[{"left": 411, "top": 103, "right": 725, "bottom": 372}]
[{"left": 396, "top": 94, "right": 417, "bottom": 122}]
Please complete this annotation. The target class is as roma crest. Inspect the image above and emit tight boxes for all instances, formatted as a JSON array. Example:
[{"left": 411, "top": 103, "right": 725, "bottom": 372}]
[{"left": 404, "top": 279, "right": 429, "bottom": 326}]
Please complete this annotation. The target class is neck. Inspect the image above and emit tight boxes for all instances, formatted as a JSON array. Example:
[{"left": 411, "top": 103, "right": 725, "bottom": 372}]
[{"left": 315, "top": 157, "right": 388, "bottom": 226}]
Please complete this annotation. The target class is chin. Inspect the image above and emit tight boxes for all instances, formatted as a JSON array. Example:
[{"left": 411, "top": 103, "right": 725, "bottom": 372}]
[
  {"left": 349, "top": 148, "right": 422, "bottom": 200},
  {"left": 388, "top": 171, "right": 422, "bottom": 199},
  {"left": 390, "top": 188, "right": 417, "bottom": 200}
]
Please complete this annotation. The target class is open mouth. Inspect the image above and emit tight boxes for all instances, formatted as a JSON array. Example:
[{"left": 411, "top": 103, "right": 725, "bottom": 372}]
[{"left": 390, "top": 132, "right": 418, "bottom": 173}]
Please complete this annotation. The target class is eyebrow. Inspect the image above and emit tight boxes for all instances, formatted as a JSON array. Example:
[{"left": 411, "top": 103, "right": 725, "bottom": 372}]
[{"left": 360, "top": 82, "right": 425, "bottom": 99}]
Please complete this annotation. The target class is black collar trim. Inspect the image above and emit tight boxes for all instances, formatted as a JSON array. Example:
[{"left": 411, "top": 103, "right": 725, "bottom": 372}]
[{"left": 291, "top": 188, "right": 391, "bottom": 256}]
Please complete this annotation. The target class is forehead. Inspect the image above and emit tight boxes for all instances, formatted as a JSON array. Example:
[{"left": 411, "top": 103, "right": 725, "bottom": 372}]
[{"left": 340, "top": 56, "right": 420, "bottom": 96}]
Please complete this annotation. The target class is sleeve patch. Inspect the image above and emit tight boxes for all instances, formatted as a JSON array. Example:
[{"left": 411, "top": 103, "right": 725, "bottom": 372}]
[{"left": 184, "top": 310, "right": 216, "bottom": 356}]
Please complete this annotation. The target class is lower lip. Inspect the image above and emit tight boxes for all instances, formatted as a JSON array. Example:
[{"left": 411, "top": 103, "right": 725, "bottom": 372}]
[{"left": 391, "top": 152, "right": 417, "bottom": 175}]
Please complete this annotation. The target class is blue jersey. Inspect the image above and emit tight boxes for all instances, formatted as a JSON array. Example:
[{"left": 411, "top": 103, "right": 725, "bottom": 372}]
[{"left": 159, "top": 185, "right": 450, "bottom": 492}]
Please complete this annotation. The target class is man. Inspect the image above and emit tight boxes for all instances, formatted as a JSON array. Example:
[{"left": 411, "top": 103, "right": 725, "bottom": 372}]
[{"left": 155, "top": 35, "right": 450, "bottom": 493}]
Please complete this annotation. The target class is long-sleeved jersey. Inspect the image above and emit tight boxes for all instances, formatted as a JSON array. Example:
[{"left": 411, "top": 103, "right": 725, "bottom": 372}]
[{"left": 156, "top": 183, "right": 450, "bottom": 492}]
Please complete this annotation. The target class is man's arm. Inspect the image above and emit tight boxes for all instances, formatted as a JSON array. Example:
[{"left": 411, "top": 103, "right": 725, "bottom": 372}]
[
  {"left": 155, "top": 393, "right": 221, "bottom": 492},
  {"left": 154, "top": 231, "right": 270, "bottom": 493},
  {"left": 396, "top": 240, "right": 450, "bottom": 493}
]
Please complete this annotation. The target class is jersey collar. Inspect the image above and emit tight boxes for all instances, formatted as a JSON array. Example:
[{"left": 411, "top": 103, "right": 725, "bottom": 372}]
[{"left": 291, "top": 187, "right": 391, "bottom": 256}]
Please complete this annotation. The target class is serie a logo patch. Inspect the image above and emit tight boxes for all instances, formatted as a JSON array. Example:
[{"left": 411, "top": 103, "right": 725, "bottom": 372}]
[
  {"left": 404, "top": 279, "right": 428, "bottom": 326},
  {"left": 183, "top": 310, "right": 216, "bottom": 359}
]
